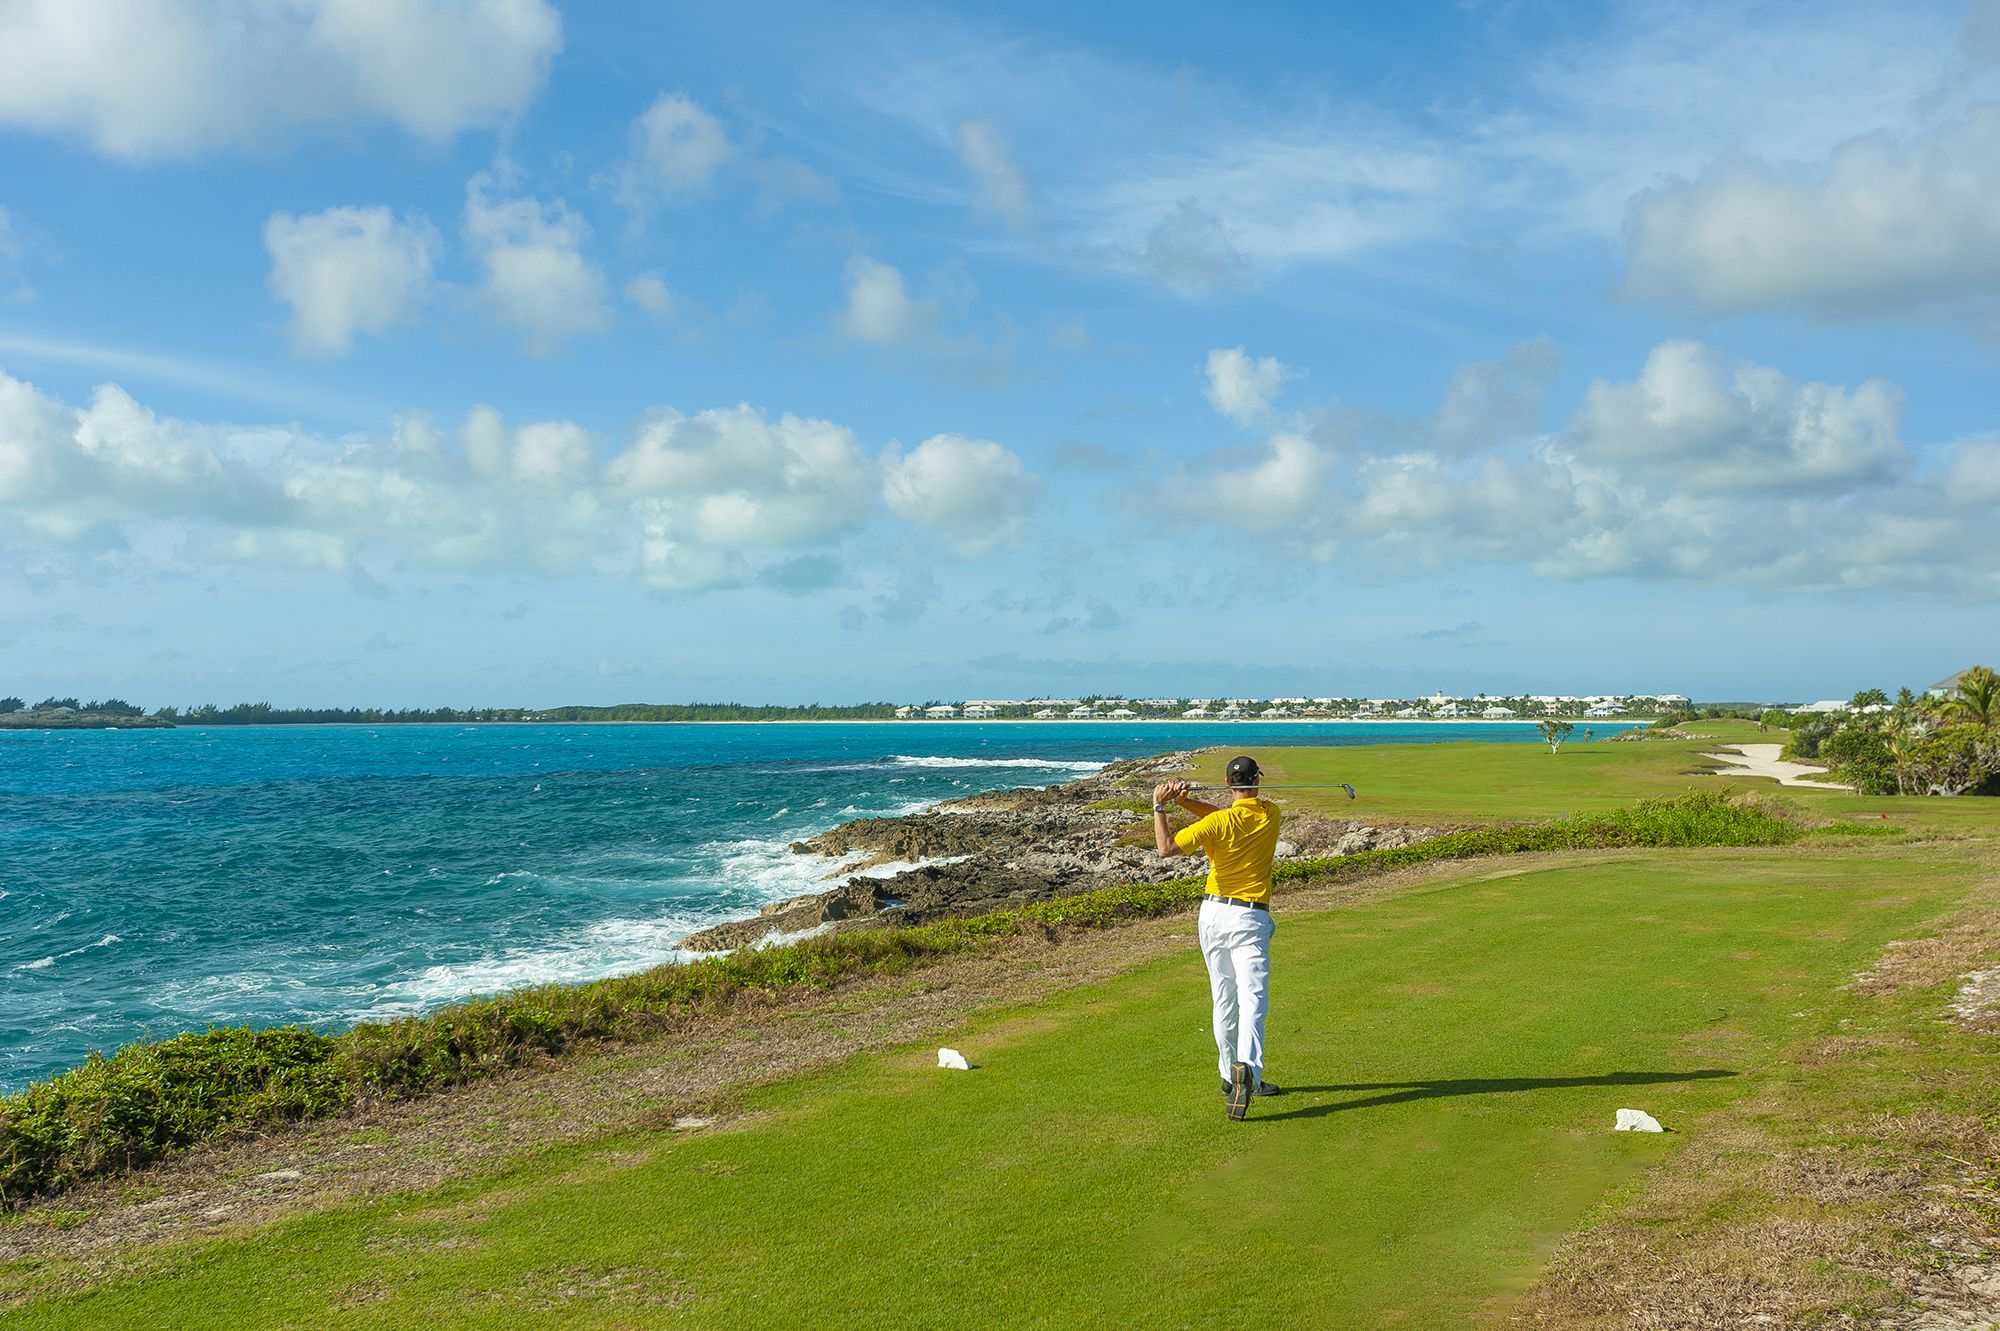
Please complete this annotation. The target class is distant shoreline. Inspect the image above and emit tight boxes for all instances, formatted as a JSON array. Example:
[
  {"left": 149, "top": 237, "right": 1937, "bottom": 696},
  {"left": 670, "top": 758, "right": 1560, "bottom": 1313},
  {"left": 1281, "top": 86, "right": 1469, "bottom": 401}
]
[{"left": 5, "top": 716, "right": 1659, "bottom": 730}]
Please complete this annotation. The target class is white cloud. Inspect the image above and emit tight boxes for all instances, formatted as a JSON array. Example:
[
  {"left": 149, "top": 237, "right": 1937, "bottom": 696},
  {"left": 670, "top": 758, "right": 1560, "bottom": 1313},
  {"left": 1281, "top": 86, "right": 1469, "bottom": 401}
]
[
  {"left": 1142, "top": 200, "right": 1249, "bottom": 296},
  {"left": 0, "top": 371, "right": 83, "bottom": 502},
  {"left": 744, "top": 156, "right": 840, "bottom": 214},
  {"left": 957, "top": 120, "right": 1031, "bottom": 229},
  {"left": 454, "top": 404, "right": 593, "bottom": 487},
  {"left": 838, "top": 256, "right": 938, "bottom": 346},
  {"left": 263, "top": 206, "right": 438, "bottom": 357},
  {"left": 1565, "top": 341, "right": 1909, "bottom": 493},
  {"left": 1145, "top": 339, "right": 1996, "bottom": 597},
  {"left": 1947, "top": 437, "right": 2000, "bottom": 504},
  {"left": 1165, "top": 433, "right": 1328, "bottom": 534},
  {"left": 624, "top": 272, "right": 677, "bottom": 320},
  {"left": 1346, "top": 449, "right": 1606, "bottom": 570},
  {"left": 462, "top": 172, "right": 611, "bottom": 354},
  {"left": 0, "top": 0, "right": 560, "bottom": 160},
  {"left": 828, "top": 5, "right": 1997, "bottom": 300},
  {"left": 880, "top": 435, "right": 1037, "bottom": 556},
  {"left": 1623, "top": 107, "right": 2000, "bottom": 316},
  {"left": 610, "top": 92, "right": 732, "bottom": 216},
  {"left": 1430, "top": 338, "right": 1561, "bottom": 454},
  {"left": 0, "top": 372, "right": 1051, "bottom": 597},
  {"left": 610, "top": 405, "right": 877, "bottom": 550},
  {"left": 1203, "top": 347, "right": 1288, "bottom": 426}
]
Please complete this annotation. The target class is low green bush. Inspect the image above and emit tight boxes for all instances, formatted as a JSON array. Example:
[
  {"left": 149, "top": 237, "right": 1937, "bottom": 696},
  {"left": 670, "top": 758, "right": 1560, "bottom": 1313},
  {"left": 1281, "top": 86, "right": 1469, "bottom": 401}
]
[{"left": 0, "top": 791, "right": 1800, "bottom": 1207}]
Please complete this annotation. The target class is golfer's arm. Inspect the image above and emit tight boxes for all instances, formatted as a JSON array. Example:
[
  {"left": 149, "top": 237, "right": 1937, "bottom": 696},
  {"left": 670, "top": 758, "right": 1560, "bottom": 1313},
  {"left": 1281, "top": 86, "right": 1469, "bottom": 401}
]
[
  {"left": 1153, "top": 809, "right": 1182, "bottom": 858},
  {"left": 1177, "top": 796, "right": 1220, "bottom": 816}
]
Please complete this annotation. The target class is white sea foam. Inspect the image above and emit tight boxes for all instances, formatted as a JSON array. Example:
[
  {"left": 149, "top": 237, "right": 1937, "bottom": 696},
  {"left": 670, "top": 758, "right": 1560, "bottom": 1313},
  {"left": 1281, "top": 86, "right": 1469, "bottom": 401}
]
[
  {"left": 888, "top": 755, "right": 1104, "bottom": 772},
  {"left": 347, "top": 912, "right": 707, "bottom": 1021},
  {"left": 849, "top": 853, "right": 969, "bottom": 880},
  {"left": 60, "top": 934, "right": 120, "bottom": 957},
  {"left": 709, "top": 836, "right": 876, "bottom": 896},
  {"left": 14, "top": 934, "right": 121, "bottom": 972}
]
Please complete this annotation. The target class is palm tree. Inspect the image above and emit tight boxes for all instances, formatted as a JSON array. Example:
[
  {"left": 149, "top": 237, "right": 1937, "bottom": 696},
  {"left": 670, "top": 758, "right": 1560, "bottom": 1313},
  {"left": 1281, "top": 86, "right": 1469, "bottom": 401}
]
[{"left": 1946, "top": 665, "right": 1998, "bottom": 728}]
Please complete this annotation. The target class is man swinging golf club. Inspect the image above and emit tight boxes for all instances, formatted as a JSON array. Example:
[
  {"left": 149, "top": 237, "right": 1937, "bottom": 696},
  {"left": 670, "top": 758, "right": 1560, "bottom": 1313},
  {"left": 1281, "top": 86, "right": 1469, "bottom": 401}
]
[{"left": 1154, "top": 755, "right": 1284, "bottom": 1120}]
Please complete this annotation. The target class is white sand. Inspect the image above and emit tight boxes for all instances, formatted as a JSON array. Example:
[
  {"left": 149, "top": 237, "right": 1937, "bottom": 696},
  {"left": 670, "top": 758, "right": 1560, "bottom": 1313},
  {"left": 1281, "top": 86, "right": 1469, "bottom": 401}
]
[{"left": 1702, "top": 743, "right": 1854, "bottom": 790}]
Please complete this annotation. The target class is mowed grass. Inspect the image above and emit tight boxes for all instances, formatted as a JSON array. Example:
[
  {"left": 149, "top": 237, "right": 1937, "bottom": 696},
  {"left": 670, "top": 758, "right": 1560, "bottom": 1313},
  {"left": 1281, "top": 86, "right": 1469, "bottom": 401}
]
[
  {"left": 9, "top": 840, "right": 1979, "bottom": 1330},
  {"left": 1188, "top": 723, "right": 1995, "bottom": 834}
]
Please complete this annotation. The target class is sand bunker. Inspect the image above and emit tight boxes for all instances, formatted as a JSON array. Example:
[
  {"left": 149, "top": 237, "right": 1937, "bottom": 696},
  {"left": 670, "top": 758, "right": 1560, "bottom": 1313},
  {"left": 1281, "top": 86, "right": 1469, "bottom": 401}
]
[{"left": 1702, "top": 743, "right": 1853, "bottom": 790}]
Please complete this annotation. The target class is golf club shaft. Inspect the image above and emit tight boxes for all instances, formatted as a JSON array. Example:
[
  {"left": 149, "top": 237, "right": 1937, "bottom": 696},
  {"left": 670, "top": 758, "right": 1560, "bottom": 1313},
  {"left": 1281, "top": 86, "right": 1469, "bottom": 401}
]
[{"left": 1182, "top": 782, "right": 1357, "bottom": 797}]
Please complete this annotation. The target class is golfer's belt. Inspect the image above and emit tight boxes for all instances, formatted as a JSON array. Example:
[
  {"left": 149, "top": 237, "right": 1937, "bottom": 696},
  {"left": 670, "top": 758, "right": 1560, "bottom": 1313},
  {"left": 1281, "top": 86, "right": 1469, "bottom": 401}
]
[{"left": 1203, "top": 893, "right": 1270, "bottom": 912}]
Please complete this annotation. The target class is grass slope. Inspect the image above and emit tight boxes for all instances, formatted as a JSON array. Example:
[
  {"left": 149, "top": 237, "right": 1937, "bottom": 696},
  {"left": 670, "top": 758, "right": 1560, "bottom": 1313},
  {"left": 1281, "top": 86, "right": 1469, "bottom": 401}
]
[{"left": 7, "top": 842, "right": 1974, "bottom": 1329}]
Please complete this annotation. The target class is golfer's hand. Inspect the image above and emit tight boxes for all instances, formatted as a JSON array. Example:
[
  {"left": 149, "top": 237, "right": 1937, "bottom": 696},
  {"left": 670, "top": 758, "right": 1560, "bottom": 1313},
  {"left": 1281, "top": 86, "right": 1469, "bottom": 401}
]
[{"left": 1152, "top": 782, "right": 1177, "bottom": 807}]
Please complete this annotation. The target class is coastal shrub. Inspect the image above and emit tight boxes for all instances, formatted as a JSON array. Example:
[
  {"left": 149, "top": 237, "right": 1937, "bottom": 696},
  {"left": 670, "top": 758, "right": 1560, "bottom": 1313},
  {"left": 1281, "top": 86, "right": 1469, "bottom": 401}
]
[
  {"left": 1895, "top": 726, "right": 2000, "bottom": 797},
  {"left": 0, "top": 1027, "right": 350, "bottom": 1200},
  {"left": 1783, "top": 716, "right": 1835, "bottom": 761},
  {"left": 1271, "top": 790, "right": 1799, "bottom": 884},
  {"left": 0, "top": 791, "right": 1801, "bottom": 1207}
]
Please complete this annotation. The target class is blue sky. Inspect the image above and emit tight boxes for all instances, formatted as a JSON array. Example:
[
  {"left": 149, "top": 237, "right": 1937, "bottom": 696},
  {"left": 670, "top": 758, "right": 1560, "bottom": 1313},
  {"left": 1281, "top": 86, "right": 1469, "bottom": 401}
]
[{"left": 1, "top": 0, "right": 1997, "bottom": 706}]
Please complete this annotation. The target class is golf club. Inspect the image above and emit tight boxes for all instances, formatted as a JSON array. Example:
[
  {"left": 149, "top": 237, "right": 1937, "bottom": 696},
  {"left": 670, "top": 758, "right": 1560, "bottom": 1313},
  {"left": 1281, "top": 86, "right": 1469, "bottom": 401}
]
[{"left": 1182, "top": 782, "right": 1357, "bottom": 799}]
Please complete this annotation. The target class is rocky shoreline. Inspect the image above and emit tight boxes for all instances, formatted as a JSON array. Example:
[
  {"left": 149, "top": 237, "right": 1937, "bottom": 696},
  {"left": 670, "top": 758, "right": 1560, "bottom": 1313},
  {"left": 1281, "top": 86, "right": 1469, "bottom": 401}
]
[{"left": 680, "top": 751, "right": 1440, "bottom": 951}]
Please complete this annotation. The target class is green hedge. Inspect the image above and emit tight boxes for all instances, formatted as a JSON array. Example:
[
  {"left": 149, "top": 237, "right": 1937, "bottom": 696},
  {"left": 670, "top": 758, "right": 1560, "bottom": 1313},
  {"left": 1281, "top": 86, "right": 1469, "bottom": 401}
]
[{"left": 0, "top": 791, "right": 1798, "bottom": 1206}]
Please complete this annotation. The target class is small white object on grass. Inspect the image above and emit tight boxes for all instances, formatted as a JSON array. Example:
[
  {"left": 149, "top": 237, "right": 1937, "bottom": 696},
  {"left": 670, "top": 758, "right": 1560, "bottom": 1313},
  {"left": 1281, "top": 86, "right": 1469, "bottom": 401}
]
[
  {"left": 937, "top": 1048, "right": 970, "bottom": 1070},
  {"left": 1614, "top": 1107, "right": 1664, "bottom": 1133}
]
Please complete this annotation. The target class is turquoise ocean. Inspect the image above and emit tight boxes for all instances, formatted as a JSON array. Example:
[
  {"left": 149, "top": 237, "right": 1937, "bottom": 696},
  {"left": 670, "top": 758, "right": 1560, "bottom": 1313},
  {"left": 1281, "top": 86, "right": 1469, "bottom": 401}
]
[{"left": 0, "top": 720, "right": 1637, "bottom": 1090}]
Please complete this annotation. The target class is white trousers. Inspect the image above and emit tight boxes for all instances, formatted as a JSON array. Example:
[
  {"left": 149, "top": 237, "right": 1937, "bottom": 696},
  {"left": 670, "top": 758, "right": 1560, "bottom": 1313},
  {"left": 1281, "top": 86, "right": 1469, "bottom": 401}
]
[{"left": 1198, "top": 896, "right": 1272, "bottom": 1085}]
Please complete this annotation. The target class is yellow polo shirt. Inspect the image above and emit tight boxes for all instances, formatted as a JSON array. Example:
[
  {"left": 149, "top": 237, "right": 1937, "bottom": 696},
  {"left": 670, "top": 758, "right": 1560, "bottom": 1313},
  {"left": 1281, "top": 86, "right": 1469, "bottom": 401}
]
[{"left": 1174, "top": 797, "right": 1282, "bottom": 904}]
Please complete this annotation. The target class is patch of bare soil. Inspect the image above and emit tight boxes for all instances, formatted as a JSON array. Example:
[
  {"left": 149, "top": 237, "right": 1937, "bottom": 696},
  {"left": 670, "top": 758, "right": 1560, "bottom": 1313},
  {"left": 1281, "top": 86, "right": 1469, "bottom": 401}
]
[{"left": 0, "top": 864, "right": 1440, "bottom": 1303}]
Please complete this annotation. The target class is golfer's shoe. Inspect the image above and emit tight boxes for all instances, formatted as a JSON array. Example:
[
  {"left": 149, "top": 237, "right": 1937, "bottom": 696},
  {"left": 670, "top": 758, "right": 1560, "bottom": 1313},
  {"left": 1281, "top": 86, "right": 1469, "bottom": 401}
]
[
  {"left": 1226, "top": 1062, "right": 1252, "bottom": 1120},
  {"left": 1220, "top": 1079, "right": 1285, "bottom": 1097}
]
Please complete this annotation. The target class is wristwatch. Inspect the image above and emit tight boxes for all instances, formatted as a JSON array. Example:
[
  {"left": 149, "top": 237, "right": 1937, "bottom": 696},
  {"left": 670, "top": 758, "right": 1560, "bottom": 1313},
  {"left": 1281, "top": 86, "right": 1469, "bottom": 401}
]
[{"left": 1153, "top": 803, "right": 1167, "bottom": 812}]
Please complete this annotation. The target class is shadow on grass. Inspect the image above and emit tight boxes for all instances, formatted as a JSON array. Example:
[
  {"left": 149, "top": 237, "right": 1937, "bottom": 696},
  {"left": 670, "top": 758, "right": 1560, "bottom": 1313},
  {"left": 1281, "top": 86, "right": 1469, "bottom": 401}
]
[{"left": 1253, "top": 1069, "right": 1737, "bottom": 1122}]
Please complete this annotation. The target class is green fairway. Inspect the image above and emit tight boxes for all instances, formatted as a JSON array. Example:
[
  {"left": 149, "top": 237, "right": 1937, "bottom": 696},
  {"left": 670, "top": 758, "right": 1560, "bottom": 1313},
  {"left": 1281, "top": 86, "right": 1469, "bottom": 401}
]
[
  {"left": 1189, "top": 726, "right": 1994, "bottom": 834},
  {"left": 10, "top": 840, "right": 1980, "bottom": 1330}
]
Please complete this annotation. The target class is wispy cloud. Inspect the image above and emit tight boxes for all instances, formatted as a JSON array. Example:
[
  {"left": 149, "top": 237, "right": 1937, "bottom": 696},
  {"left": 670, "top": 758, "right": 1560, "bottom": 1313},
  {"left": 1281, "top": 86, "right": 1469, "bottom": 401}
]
[
  {"left": 0, "top": 332, "right": 378, "bottom": 421},
  {"left": 792, "top": 3, "right": 1998, "bottom": 293}
]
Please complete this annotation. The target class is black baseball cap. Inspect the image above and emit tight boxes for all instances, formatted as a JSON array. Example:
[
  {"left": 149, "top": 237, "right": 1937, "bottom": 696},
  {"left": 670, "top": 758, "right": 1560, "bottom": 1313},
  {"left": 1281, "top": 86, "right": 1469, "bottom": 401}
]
[{"left": 1225, "top": 755, "right": 1262, "bottom": 788}]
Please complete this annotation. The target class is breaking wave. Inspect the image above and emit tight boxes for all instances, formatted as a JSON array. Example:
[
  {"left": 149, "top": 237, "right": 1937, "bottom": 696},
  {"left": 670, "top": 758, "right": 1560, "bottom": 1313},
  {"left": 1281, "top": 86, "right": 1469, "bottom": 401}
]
[{"left": 887, "top": 755, "right": 1104, "bottom": 772}]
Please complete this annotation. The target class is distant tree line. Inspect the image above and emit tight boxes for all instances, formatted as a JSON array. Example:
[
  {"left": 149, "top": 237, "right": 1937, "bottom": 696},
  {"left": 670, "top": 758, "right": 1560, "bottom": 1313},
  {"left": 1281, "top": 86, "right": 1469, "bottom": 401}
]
[
  {"left": 160, "top": 703, "right": 532, "bottom": 725},
  {"left": 0, "top": 696, "right": 144, "bottom": 716},
  {"left": 1, "top": 696, "right": 903, "bottom": 724},
  {"left": 534, "top": 702, "right": 900, "bottom": 722}
]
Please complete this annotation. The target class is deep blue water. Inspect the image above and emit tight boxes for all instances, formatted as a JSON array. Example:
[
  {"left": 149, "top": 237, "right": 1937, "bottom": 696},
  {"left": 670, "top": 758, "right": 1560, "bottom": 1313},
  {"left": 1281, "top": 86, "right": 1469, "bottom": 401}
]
[{"left": 0, "top": 719, "right": 1635, "bottom": 1089}]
